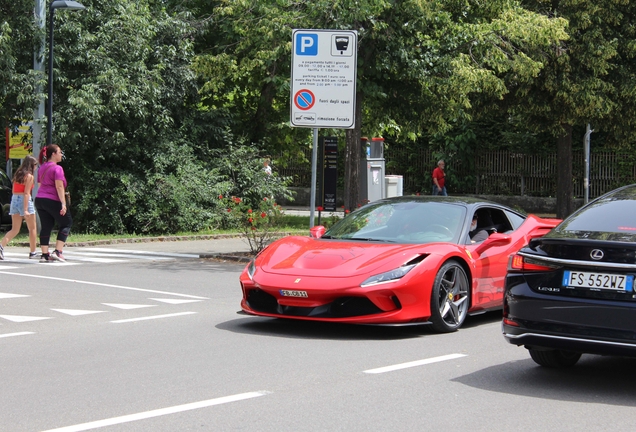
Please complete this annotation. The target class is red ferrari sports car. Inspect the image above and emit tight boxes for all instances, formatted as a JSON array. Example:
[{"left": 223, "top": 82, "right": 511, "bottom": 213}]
[{"left": 240, "top": 196, "right": 560, "bottom": 332}]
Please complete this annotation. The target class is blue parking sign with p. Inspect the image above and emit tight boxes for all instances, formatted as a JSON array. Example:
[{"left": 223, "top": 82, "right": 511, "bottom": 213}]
[{"left": 295, "top": 33, "right": 318, "bottom": 56}]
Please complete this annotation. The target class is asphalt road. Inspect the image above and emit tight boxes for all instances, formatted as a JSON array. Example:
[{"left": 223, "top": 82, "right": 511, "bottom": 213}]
[{"left": 1, "top": 241, "right": 635, "bottom": 431}]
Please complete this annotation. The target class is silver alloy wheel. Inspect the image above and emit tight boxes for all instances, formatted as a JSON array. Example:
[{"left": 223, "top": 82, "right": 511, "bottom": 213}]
[{"left": 430, "top": 261, "right": 470, "bottom": 332}]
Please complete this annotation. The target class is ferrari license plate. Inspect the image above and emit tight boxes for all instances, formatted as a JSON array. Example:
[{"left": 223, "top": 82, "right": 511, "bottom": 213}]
[
  {"left": 279, "top": 290, "right": 308, "bottom": 298},
  {"left": 562, "top": 270, "right": 634, "bottom": 291}
]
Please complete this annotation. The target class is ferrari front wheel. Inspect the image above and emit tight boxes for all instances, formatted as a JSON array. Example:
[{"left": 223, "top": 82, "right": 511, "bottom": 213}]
[{"left": 429, "top": 260, "right": 470, "bottom": 333}]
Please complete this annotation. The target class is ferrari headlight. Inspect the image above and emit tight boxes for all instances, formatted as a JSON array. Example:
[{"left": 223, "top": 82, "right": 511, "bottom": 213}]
[
  {"left": 361, "top": 264, "right": 417, "bottom": 287},
  {"left": 247, "top": 260, "right": 256, "bottom": 280}
]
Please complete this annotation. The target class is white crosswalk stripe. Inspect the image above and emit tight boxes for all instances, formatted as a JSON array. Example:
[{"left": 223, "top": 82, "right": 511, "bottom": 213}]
[{"left": 0, "top": 247, "right": 196, "bottom": 267}]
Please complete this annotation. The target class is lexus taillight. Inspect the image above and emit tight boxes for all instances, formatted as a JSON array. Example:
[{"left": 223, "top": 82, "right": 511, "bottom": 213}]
[{"left": 509, "top": 254, "right": 559, "bottom": 272}]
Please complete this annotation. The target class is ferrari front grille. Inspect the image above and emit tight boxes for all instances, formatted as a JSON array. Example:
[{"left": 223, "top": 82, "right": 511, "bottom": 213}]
[{"left": 246, "top": 289, "right": 386, "bottom": 318}]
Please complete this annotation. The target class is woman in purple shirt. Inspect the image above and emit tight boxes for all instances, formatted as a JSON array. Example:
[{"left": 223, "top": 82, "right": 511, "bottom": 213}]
[{"left": 35, "top": 144, "right": 72, "bottom": 262}]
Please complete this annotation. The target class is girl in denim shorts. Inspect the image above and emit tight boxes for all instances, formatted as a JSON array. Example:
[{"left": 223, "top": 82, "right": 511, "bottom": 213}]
[{"left": 0, "top": 156, "right": 38, "bottom": 260}]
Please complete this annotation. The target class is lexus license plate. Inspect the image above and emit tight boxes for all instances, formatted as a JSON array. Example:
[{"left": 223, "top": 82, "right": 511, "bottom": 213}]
[
  {"left": 279, "top": 290, "right": 308, "bottom": 298},
  {"left": 563, "top": 271, "right": 634, "bottom": 291}
]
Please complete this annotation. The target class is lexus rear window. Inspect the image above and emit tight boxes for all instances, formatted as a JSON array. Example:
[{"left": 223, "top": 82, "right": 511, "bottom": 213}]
[{"left": 557, "top": 199, "right": 636, "bottom": 233}]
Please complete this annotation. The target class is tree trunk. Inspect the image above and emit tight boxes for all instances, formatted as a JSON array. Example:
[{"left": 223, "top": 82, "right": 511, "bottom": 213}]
[
  {"left": 556, "top": 123, "right": 574, "bottom": 218},
  {"left": 344, "top": 92, "right": 362, "bottom": 211},
  {"left": 250, "top": 80, "right": 276, "bottom": 144}
]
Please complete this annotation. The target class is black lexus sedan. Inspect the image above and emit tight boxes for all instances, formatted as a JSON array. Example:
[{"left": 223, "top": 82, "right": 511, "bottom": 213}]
[{"left": 503, "top": 183, "right": 636, "bottom": 367}]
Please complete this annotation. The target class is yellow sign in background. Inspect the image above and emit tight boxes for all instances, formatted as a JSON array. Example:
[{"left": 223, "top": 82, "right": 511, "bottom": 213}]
[{"left": 6, "top": 120, "right": 33, "bottom": 159}]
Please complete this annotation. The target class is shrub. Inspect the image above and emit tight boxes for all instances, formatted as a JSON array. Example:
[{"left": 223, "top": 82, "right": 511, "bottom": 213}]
[{"left": 220, "top": 195, "right": 283, "bottom": 254}]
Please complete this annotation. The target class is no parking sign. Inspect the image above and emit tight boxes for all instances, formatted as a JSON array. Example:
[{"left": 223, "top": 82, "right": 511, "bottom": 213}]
[{"left": 290, "top": 29, "right": 357, "bottom": 129}]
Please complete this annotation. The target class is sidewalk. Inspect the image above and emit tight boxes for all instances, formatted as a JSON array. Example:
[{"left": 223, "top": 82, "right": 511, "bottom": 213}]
[
  {"left": 0, "top": 207, "right": 322, "bottom": 261},
  {"left": 0, "top": 206, "right": 336, "bottom": 262},
  {"left": 2, "top": 236, "right": 257, "bottom": 263}
]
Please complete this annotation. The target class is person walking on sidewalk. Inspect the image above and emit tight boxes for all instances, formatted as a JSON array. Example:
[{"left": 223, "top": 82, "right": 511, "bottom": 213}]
[
  {"left": 0, "top": 156, "right": 38, "bottom": 260},
  {"left": 432, "top": 160, "right": 447, "bottom": 196},
  {"left": 35, "top": 144, "right": 72, "bottom": 262}
]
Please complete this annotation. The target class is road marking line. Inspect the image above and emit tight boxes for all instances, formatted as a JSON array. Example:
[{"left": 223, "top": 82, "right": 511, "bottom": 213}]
[
  {"left": 0, "top": 314, "right": 52, "bottom": 323},
  {"left": 62, "top": 251, "right": 172, "bottom": 261},
  {"left": 0, "top": 331, "right": 35, "bottom": 339},
  {"left": 111, "top": 311, "right": 196, "bottom": 323},
  {"left": 52, "top": 257, "right": 127, "bottom": 263},
  {"left": 0, "top": 292, "right": 30, "bottom": 299},
  {"left": 83, "top": 247, "right": 200, "bottom": 259},
  {"left": 149, "top": 298, "right": 203, "bottom": 305},
  {"left": 363, "top": 353, "right": 467, "bottom": 374},
  {"left": 41, "top": 391, "right": 270, "bottom": 432},
  {"left": 51, "top": 309, "right": 106, "bottom": 316},
  {"left": 0, "top": 271, "right": 208, "bottom": 299},
  {"left": 102, "top": 303, "right": 156, "bottom": 310}
]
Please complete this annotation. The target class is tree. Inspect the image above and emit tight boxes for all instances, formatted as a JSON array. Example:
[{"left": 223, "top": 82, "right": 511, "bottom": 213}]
[
  {"left": 50, "top": 0, "right": 223, "bottom": 233},
  {"left": 193, "top": 0, "right": 567, "bottom": 210},
  {"left": 511, "top": 0, "right": 636, "bottom": 217},
  {"left": 0, "top": 0, "right": 40, "bottom": 140}
]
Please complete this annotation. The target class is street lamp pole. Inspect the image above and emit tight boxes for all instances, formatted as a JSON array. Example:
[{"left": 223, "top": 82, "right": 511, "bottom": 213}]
[{"left": 46, "top": 0, "right": 86, "bottom": 146}]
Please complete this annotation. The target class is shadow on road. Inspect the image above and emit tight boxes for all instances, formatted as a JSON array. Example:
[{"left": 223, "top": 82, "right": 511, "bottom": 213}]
[
  {"left": 218, "top": 317, "right": 428, "bottom": 341},
  {"left": 462, "top": 310, "right": 502, "bottom": 329},
  {"left": 452, "top": 355, "right": 636, "bottom": 406},
  {"left": 217, "top": 309, "right": 502, "bottom": 341}
]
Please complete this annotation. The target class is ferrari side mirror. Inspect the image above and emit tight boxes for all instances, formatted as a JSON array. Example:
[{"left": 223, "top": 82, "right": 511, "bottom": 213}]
[
  {"left": 474, "top": 233, "right": 511, "bottom": 255},
  {"left": 310, "top": 225, "right": 326, "bottom": 239}
]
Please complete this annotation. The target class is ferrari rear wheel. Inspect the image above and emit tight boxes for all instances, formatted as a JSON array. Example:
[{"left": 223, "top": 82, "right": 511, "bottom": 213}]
[{"left": 430, "top": 260, "right": 470, "bottom": 333}]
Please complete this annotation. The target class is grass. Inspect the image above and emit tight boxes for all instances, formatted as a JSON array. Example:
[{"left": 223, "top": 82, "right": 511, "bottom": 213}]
[{"left": 1, "top": 215, "right": 325, "bottom": 245}]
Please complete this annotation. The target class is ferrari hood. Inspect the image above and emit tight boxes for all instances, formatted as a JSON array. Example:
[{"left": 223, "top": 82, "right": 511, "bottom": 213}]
[{"left": 257, "top": 236, "right": 427, "bottom": 277}]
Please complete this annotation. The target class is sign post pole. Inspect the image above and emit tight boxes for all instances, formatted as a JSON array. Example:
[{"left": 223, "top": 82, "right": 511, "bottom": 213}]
[
  {"left": 309, "top": 128, "right": 319, "bottom": 227},
  {"left": 290, "top": 29, "right": 358, "bottom": 227}
]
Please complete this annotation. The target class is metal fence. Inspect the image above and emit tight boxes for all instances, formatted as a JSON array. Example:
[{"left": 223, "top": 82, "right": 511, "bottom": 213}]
[{"left": 277, "top": 147, "right": 636, "bottom": 199}]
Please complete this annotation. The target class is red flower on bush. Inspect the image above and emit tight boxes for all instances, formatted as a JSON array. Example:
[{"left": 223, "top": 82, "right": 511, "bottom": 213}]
[
  {"left": 248, "top": 217, "right": 253, "bottom": 223},
  {"left": 247, "top": 209, "right": 253, "bottom": 214},
  {"left": 218, "top": 194, "right": 223, "bottom": 199},
  {"left": 345, "top": 209, "right": 350, "bottom": 214},
  {"left": 260, "top": 212, "right": 267, "bottom": 218},
  {"left": 227, "top": 208, "right": 232, "bottom": 212},
  {"left": 263, "top": 197, "right": 268, "bottom": 201},
  {"left": 233, "top": 197, "right": 241, "bottom": 203}
]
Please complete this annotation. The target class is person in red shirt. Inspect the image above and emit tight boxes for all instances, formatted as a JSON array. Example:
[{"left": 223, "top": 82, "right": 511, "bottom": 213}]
[{"left": 432, "top": 160, "right": 447, "bottom": 196}]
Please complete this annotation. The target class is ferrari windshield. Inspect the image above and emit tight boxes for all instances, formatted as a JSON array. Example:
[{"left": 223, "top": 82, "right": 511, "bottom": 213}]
[{"left": 324, "top": 200, "right": 466, "bottom": 244}]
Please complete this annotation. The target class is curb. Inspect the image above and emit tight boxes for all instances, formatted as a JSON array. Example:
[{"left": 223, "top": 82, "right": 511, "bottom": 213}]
[
  {"left": 8, "top": 232, "right": 302, "bottom": 249},
  {"left": 200, "top": 253, "right": 253, "bottom": 263}
]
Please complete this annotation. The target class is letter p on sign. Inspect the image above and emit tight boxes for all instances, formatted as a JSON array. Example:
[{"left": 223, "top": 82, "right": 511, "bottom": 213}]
[{"left": 296, "top": 33, "right": 318, "bottom": 56}]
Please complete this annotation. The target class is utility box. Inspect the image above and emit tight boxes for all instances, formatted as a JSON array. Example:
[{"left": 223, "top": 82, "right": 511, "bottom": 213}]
[
  {"left": 359, "top": 137, "right": 385, "bottom": 204},
  {"left": 385, "top": 175, "right": 403, "bottom": 198}
]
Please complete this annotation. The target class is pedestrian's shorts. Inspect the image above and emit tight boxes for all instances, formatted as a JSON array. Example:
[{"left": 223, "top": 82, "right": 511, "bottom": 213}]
[{"left": 9, "top": 194, "right": 35, "bottom": 216}]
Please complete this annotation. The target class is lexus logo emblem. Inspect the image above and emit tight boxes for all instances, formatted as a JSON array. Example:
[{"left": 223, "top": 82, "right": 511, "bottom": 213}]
[{"left": 590, "top": 249, "right": 604, "bottom": 260}]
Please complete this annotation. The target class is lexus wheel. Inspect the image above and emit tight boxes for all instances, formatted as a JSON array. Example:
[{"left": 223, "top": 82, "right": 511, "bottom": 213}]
[{"left": 529, "top": 349, "right": 582, "bottom": 368}]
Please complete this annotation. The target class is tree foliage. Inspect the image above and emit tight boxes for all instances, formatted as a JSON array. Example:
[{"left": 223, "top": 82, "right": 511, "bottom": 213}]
[
  {"left": 0, "top": 0, "right": 40, "bottom": 134},
  {"left": 4, "top": 0, "right": 636, "bottom": 232},
  {"left": 49, "top": 0, "right": 217, "bottom": 233},
  {"left": 191, "top": 0, "right": 568, "bottom": 209}
]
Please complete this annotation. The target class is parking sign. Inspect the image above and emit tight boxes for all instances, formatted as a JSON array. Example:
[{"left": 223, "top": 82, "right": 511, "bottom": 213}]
[{"left": 290, "top": 29, "right": 357, "bottom": 129}]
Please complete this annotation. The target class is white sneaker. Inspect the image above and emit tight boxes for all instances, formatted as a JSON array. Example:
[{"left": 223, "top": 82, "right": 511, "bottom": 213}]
[{"left": 50, "top": 250, "right": 66, "bottom": 262}]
